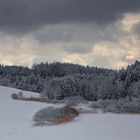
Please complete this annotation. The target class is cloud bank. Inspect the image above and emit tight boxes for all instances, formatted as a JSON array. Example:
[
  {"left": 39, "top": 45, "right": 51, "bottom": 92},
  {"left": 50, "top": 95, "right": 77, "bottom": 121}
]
[
  {"left": 0, "top": 1, "right": 140, "bottom": 69},
  {"left": 0, "top": 0, "right": 140, "bottom": 32}
]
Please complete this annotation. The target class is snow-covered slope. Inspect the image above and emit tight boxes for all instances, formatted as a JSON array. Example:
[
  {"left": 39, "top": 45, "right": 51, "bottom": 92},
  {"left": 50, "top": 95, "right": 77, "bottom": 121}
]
[{"left": 0, "top": 86, "right": 140, "bottom": 140}]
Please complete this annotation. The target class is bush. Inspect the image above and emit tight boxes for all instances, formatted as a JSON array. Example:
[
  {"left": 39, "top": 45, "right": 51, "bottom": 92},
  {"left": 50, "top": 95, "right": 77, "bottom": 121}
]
[
  {"left": 65, "top": 100, "right": 78, "bottom": 107},
  {"left": 18, "top": 91, "right": 24, "bottom": 99},
  {"left": 89, "top": 99, "right": 117, "bottom": 109},
  {"left": 112, "top": 98, "right": 140, "bottom": 113},
  {"left": 33, "top": 106, "right": 79, "bottom": 126},
  {"left": 11, "top": 93, "right": 18, "bottom": 99},
  {"left": 89, "top": 98, "right": 140, "bottom": 114}
]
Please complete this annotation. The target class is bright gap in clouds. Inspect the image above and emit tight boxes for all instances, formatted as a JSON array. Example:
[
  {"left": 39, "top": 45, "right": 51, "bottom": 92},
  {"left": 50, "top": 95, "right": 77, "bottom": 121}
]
[{"left": 0, "top": 13, "right": 140, "bottom": 69}]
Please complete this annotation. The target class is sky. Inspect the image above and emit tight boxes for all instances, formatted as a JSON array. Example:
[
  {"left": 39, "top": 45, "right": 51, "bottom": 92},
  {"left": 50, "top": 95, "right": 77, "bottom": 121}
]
[{"left": 0, "top": 0, "right": 140, "bottom": 69}]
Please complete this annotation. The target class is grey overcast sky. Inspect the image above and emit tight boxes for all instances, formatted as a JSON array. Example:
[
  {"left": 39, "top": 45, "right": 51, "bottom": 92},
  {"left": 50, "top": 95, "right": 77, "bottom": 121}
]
[{"left": 0, "top": 0, "right": 140, "bottom": 69}]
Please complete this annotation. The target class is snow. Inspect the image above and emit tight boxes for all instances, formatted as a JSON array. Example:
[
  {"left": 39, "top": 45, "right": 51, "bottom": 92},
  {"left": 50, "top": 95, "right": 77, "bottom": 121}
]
[{"left": 0, "top": 86, "right": 140, "bottom": 140}]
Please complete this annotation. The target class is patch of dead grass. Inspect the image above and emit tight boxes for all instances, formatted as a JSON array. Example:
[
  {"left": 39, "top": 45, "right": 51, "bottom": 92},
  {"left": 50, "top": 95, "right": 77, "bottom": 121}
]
[
  {"left": 14, "top": 97, "right": 64, "bottom": 104},
  {"left": 50, "top": 110, "right": 79, "bottom": 124}
]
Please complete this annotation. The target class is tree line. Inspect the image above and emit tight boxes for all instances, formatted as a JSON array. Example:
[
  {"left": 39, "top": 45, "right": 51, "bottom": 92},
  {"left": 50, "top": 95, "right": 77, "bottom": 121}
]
[{"left": 0, "top": 61, "right": 140, "bottom": 102}]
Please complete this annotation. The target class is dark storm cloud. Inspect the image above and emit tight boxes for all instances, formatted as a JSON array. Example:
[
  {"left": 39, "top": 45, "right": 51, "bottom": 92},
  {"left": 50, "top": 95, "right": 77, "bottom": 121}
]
[
  {"left": 32, "top": 23, "right": 122, "bottom": 54},
  {"left": 0, "top": 0, "right": 140, "bottom": 32}
]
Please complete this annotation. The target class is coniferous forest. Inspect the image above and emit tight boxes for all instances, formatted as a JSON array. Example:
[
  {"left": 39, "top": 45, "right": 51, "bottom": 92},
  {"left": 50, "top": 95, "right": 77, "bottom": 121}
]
[{"left": 0, "top": 61, "right": 140, "bottom": 104}]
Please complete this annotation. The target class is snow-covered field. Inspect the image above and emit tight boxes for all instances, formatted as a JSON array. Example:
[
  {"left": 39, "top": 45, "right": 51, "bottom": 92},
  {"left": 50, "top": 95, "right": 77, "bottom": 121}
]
[{"left": 0, "top": 86, "right": 140, "bottom": 140}]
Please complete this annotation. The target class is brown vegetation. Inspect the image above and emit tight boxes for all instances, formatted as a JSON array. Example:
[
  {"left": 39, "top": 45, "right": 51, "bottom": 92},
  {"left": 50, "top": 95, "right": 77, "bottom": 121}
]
[
  {"left": 50, "top": 107, "right": 79, "bottom": 124},
  {"left": 33, "top": 106, "right": 79, "bottom": 126},
  {"left": 14, "top": 97, "right": 64, "bottom": 104}
]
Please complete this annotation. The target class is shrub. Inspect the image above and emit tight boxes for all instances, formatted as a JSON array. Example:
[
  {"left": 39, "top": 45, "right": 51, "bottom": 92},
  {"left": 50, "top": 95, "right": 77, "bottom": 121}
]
[
  {"left": 89, "top": 99, "right": 117, "bottom": 109},
  {"left": 65, "top": 100, "right": 78, "bottom": 107},
  {"left": 33, "top": 106, "right": 79, "bottom": 126},
  {"left": 89, "top": 98, "right": 140, "bottom": 114},
  {"left": 18, "top": 91, "right": 24, "bottom": 99},
  {"left": 11, "top": 93, "right": 18, "bottom": 99}
]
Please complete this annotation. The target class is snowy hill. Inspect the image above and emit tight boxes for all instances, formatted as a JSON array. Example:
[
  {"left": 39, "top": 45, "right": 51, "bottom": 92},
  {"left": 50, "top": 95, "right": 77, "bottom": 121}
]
[{"left": 0, "top": 86, "right": 140, "bottom": 140}]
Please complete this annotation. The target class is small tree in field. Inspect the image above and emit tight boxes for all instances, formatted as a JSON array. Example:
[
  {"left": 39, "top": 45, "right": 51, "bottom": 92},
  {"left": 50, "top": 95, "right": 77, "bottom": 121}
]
[
  {"left": 18, "top": 91, "right": 24, "bottom": 99},
  {"left": 11, "top": 93, "right": 18, "bottom": 99}
]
